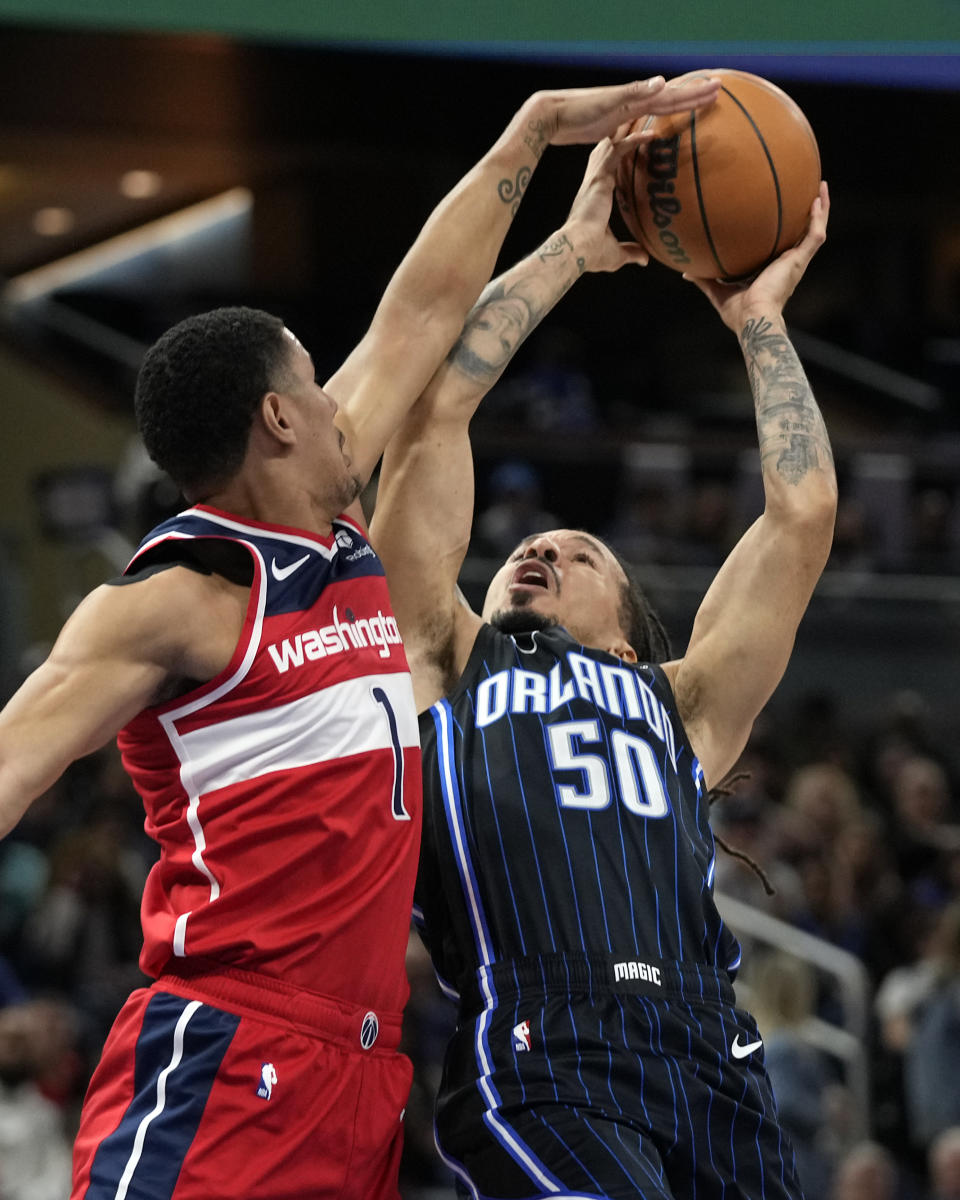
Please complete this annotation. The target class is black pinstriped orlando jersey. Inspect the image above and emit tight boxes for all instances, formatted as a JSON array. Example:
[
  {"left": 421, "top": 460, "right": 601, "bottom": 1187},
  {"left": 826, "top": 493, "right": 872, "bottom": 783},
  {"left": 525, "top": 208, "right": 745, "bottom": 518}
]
[{"left": 414, "top": 622, "right": 741, "bottom": 999}]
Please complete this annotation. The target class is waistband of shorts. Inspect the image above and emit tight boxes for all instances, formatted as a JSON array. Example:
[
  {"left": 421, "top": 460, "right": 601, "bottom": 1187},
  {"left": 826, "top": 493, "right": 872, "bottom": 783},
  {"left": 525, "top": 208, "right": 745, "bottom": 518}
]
[
  {"left": 462, "top": 952, "right": 737, "bottom": 1012},
  {"left": 154, "top": 959, "right": 403, "bottom": 1051}
]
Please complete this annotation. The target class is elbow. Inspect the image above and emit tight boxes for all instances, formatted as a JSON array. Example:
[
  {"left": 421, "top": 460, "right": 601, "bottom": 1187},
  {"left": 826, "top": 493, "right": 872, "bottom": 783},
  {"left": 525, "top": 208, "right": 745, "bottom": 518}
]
[
  {"left": 768, "top": 479, "right": 838, "bottom": 556},
  {"left": 772, "top": 463, "right": 837, "bottom": 522}
]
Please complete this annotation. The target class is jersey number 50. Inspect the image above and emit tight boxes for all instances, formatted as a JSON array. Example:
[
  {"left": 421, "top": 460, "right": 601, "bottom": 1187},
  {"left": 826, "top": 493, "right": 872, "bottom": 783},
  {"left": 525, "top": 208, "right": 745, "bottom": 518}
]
[{"left": 546, "top": 719, "right": 670, "bottom": 818}]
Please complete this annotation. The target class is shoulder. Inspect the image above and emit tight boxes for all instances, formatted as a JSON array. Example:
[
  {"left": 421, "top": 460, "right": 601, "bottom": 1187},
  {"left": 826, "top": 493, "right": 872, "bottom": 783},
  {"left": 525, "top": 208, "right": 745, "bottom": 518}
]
[{"left": 95, "top": 564, "right": 248, "bottom": 682}]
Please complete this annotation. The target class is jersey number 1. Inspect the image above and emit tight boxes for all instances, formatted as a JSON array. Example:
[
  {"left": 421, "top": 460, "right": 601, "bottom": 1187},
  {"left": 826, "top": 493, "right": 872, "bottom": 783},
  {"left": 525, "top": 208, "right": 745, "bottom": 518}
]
[{"left": 372, "top": 686, "right": 411, "bottom": 821}]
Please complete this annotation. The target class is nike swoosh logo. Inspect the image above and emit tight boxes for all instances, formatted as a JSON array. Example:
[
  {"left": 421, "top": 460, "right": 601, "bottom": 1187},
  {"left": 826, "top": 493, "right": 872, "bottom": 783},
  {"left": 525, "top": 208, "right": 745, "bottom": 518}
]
[
  {"left": 270, "top": 553, "right": 310, "bottom": 581},
  {"left": 731, "top": 1034, "right": 763, "bottom": 1060}
]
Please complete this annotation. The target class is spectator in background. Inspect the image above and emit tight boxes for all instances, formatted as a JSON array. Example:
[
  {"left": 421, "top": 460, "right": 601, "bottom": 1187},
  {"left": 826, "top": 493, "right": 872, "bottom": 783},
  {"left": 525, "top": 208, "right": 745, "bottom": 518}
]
[
  {"left": 510, "top": 327, "right": 600, "bottom": 433},
  {"left": 929, "top": 1127, "right": 960, "bottom": 1200},
  {"left": 747, "top": 950, "right": 847, "bottom": 1197},
  {"left": 776, "top": 763, "right": 871, "bottom": 957},
  {"left": 780, "top": 761, "right": 862, "bottom": 849},
  {"left": 876, "top": 902, "right": 960, "bottom": 1057},
  {"left": 18, "top": 805, "right": 147, "bottom": 1053},
  {"left": 602, "top": 479, "right": 679, "bottom": 567},
  {"left": 830, "top": 1140, "right": 901, "bottom": 1200},
  {"left": 890, "top": 755, "right": 960, "bottom": 909},
  {"left": 473, "top": 459, "right": 559, "bottom": 559},
  {"left": 472, "top": 327, "right": 600, "bottom": 434},
  {"left": 903, "top": 900, "right": 960, "bottom": 1146},
  {"left": 0, "top": 999, "right": 79, "bottom": 1200},
  {"left": 0, "top": 778, "right": 64, "bottom": 961},
  {"left": 908, "top": 487, "right": 960, "bottom": 575},
  {"left": 862, "top": 690, "right": 940, "bottom": 802},
  {"left": 398, "top": 932, "right": 456, "bottom": 1197},
  {"left": 709, "top": 780, "right": 806, "bottom": 920},
  {"left": 677, "top": 476, "right": 735, "bottom": 566},
  {"left": 826, "top": 496, "right": 877, "bottom": 572},
  {"left": 831, "top": 808, "right": 912, "bottom": 984}
]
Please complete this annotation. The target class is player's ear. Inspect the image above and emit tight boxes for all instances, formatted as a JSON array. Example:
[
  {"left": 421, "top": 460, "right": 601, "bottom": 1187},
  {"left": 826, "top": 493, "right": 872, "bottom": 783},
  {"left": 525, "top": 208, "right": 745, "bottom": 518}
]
[
  {"left": 609, "top": 638, "right": 638, "bottom": 664},
  {"left": 259, "top": 391, "right": 296, "bottom": 444}
]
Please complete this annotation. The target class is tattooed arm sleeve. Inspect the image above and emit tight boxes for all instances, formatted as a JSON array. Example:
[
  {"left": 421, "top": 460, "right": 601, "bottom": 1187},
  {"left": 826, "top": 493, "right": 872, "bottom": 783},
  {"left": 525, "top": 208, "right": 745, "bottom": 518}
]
[
  {"left": 661, "top": 308, "right": 837, "bottom": 786},
  {"left": 741, "top": 313, "right": 834, "bottom": 492}
]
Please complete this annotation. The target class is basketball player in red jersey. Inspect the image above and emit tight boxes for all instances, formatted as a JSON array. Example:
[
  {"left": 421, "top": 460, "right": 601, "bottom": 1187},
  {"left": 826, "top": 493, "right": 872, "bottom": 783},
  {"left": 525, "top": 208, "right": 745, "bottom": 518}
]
[
  {"left": 372, "top": 141, "right": 834, "bottom": 1197},
  {"left": 0, "top": 76, "right": 721, "bottom": 1200}
]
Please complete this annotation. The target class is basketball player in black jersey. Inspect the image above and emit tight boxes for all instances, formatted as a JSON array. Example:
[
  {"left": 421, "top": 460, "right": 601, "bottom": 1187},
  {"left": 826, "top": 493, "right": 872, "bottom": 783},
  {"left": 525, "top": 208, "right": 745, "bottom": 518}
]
[{"left": 372, "top": 134, "right": 835, "bottom": 1198}]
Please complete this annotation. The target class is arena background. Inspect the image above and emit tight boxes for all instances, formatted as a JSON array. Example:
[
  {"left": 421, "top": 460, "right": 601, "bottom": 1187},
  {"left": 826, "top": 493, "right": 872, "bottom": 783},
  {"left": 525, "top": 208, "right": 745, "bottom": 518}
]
[{"left": 1, "top": 7, "right": 960, "bottom": 1197}]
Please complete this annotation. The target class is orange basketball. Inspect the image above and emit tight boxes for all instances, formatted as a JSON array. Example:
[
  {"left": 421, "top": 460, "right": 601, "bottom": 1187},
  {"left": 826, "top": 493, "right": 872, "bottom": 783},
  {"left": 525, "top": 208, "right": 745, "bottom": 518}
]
[{"left": 615, "top": 68, "right": 821, "bottom": 281}]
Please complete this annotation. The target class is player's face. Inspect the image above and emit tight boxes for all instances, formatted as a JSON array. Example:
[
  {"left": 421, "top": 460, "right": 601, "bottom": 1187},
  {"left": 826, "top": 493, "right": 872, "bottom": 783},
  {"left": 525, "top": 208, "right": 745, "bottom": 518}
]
[
  {"left": 482, "top": 530, "right": 635, "bottom": 660},
  {"left": 276, "top": 330, "right": 360, "bottom": 510}
]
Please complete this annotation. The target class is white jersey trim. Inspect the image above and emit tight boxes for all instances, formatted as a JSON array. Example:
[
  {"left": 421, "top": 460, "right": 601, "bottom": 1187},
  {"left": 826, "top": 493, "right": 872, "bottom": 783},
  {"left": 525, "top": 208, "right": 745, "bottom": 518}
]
[
  {"left": 180, "top": 506, "right": 337, "bottom": 557},
  {"left": 177, "top": 670, "right": 419, "bottom": 796},
  {"left": 158, "top": 540, "right": 268, "bottom": 955}
]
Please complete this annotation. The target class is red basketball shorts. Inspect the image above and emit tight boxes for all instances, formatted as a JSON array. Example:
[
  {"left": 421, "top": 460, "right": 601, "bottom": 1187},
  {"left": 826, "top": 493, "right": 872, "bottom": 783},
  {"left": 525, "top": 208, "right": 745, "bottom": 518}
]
[{"left": 70, "top": 964, "right": 413, "bottom": 1199}]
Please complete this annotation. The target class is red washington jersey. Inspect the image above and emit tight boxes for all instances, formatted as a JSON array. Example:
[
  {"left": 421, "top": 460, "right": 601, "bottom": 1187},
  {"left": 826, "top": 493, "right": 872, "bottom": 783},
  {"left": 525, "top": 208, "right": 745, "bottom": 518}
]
[{"left": 117, "top": 504, "right": 422, "bottom": 1014}]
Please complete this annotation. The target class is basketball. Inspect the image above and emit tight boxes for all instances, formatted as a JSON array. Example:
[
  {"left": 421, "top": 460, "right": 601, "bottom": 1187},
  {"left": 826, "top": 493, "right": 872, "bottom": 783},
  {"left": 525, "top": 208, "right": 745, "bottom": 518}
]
[{"left": 615, "top": 68, "right": 821, "bottom": 281}]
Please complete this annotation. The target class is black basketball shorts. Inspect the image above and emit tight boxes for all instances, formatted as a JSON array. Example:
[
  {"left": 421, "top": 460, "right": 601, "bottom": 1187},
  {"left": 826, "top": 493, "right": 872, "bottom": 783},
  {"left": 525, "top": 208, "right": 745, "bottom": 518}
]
[{"left": 435, "top": 953, "right": 805, "bottom": 1200}]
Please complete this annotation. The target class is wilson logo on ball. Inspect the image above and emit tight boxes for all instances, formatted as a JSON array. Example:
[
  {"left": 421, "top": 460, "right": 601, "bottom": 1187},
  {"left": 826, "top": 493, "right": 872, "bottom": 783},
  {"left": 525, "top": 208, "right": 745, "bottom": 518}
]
[
  {"left": 617, "top": 68, "right": 820, "bottom": 281},
  {"left": 643, "top": 135, "right": 691, "bottom": 266}
]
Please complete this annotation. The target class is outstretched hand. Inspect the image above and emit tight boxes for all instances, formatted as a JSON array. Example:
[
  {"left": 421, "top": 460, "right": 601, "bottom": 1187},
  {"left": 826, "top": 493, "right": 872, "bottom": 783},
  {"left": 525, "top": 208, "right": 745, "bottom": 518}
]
[
  {"left": 684, "top": 181, "right": 830, "bottom": 331},
  {"left": 536, "top": 74, "right": 720, "bottom": 147},
  {"left": 564, "top": 134, "right": 660, "bottom": 273}
]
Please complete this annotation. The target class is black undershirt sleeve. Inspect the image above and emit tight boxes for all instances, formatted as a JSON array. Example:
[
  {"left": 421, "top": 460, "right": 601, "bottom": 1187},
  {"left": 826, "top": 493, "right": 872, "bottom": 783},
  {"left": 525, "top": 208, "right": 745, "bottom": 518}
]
[{"left": 106, "top": 538, "right": 254, "bottom": 588}]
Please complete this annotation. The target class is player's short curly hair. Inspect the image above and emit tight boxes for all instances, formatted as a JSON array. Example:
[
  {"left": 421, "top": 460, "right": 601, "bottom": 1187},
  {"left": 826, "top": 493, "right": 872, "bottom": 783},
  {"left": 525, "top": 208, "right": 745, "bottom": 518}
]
[{"left": 134, "top": 306, "right": 292, "bottom": 497}]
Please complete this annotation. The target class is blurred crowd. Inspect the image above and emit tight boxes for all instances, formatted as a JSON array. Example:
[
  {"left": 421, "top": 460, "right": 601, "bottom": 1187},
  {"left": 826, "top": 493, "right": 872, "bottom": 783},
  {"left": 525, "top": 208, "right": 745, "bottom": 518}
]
[{"left": 467, "top": 322, "right": 960, "bottom": 578}]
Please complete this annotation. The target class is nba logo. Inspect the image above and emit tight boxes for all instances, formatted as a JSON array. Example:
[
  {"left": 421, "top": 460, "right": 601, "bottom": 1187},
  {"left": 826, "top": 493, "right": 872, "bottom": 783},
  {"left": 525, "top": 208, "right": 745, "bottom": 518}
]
[
  {"left": 256, "top": 1062, "right": 277, "bottom": 1100},
  {"left": 512, "top": 1020, "right": 531, "bottom": 1053}
]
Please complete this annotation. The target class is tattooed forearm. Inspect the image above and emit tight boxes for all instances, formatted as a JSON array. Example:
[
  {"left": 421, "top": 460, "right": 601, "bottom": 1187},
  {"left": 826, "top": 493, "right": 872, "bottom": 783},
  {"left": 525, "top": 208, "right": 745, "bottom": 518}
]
[
  {"left": 498, "top": 165, "right": 532, "bottom": 214},
  {"left": 496, "top": 119, "right": 548, "bottom": 214},
  {"left": 447, "top": 284, "right": 536, "bottom": 384},
  {"left": 448, "top": 234, "right": 582, "bottom": 385},
  {"left": 538, "top": 232, "right": 585, "bottom": 275},
  {"left": 523, "top": 118, "right": 549, "bottom": 161},
  {"left": 740, "top": 316, "right": 834, "bottom": 486}
]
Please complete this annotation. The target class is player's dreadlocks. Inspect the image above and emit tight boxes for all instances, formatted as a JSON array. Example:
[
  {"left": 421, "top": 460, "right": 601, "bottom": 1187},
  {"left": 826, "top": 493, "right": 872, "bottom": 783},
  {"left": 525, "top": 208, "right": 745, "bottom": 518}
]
[
  {"left": 706, "top": 772, "right": 775, "bottom": 895},
  {"left": 603, "top": 542, "right": 672, "bottom": 666}
]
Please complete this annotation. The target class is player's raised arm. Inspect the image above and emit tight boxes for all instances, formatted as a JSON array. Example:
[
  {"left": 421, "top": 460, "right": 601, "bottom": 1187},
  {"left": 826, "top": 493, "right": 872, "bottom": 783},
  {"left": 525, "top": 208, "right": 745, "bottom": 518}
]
[
  {"left": 663, "top": 182, "right": 837, "bottom": 787},
  {"left": 371, "top": 136, "right": 650, "bottom": 711},
  {"left": 0, "top": 567, "right": 244, "bottom": 838},
  {"left": 326, "top": 75, "right": 720, "bottom": 489}
]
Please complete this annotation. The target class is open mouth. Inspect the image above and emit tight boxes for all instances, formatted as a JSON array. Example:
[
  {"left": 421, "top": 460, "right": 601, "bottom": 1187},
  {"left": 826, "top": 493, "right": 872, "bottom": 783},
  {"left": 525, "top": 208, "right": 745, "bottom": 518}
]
[{"left": 510, "top": 561, "right": 554, "bottom": 591}]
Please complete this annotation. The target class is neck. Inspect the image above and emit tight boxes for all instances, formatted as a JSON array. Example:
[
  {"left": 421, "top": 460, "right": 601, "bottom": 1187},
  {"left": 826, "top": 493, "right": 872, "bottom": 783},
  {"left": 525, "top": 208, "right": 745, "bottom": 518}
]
[{"left": 200, "top": 470, "right": 338, "bottom": 536}]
